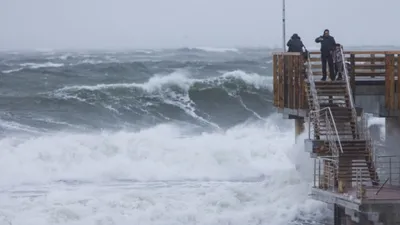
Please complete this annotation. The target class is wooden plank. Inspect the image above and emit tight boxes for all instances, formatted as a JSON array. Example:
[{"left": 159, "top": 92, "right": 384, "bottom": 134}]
[
  {"left": 293, "top": 55, "right": 298, "bottom": 109},
  {"left": 308, "top": 50, "right": 400, "bottom": 54},
  {"left": 370, "top": 54, "right": 376, "bottom": 77},
  {"left": 311, "top": 64, "right": 385, "bottom": 70},
  {"left": 277, "top": 54, "right": 281, "bottom": 108},
  {"left": 308, "top": 56, "right": 393, "bottom": 63},
  {"left": 284, "top": 55, "right": 289, "bottom": 108},
  {"left": 272, "top": 52, "right": 302, "bottom": 56},
  {"left": 389, "top": 54, "right": 395, "bottom": 110},
  {"left": 311, "top": 71, "right": 386, "bottom": 76},
  {"left": 398, "top": 55, "right": 400, "bottom": 110},
  {"left": 278, "top": 54, "right": 284, "bottom": 109},
  {"left": 298, "top": 56, "right": 305, "bottom": 109},
  {"left": 289, "top": 55, "right": 294, "bottom": 109},
  {"left": 301, "top": 77, "right": 306, "bottom": 108},
  {"left": 385, "top": 54, "right": 395, "bottom": 110},
  {"left": 273, "top": 54, "right": 278, "bottom": 107},
  {"left": 350, "top": 54, "right": 356, "bottom": 97},
  {"left": 271, "top": 51, "right": 400, "bottom": 111}
]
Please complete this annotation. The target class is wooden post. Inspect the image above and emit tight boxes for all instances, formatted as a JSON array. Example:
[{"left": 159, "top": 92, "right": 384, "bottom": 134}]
[
  {"left": 295, "top": 118, "right": 304, "bottom": 142},
  {"left": 278, "top": 54, "right": 284, "bottom": 109},
  {"left": 345, "top": 215, "right": 354, "bottom": 225},
  {"left": 350, "top": 54, "right": 356, "bottom": 102},
  {"left": 385, "top": 54, "right": 395, "bottom": 111},
  {"left": 397, "top": 54, "right": 400, "bottom": 111},
  {"left": 293, "top": 55, "right": 299, "bottom": 109},
  {"left": 286, "top": 55, "right": 292, "bottom": 108},
  {"left": 273, "top": 54, "right": 278, "bottom": 107}
]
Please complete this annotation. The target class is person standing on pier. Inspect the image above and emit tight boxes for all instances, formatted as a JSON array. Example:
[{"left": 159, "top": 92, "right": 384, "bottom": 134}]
[
  {"left": 287, "top": 33, "right": 305, "bottom": 53},
  {"left": 315, "top": 29, "right": 336, "bottom": 81}
]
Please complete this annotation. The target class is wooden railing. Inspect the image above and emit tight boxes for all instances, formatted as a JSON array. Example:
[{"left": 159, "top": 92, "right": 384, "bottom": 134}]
[
  {"left": 272, "top": 51, "right": 400, "bottom": 112},
  {"left": 272, "top": 52, "right": 306, "bottom": 109},
  {"left": 308, "top": 51, "right": 400, "bottom": 78}
]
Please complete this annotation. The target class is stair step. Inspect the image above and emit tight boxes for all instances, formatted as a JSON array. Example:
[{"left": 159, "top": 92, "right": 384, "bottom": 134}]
[
  {"left": 314, "top": 130, "right": 356, "bottom": 135},
  {"left": 312, "top": 91, "right": 348, "bottom": 96},
  {"left": 315, "top": 110, "right": 353, "bottom": 114},
  {"left": 339, "top": 145, "right": 368, "bottom": 149},
  {"left": 331, "top": 142, "right": 366, "bottom": 145},
  {"left": 337, "top": 140, "right": 367, "bottom": 144},
  {"left": 319, "top": 103, "right": 350, "bottom": 107},
  {"left": 321, "top": 113, "right": 353, "bottom": 116},
  {"left": 308, "top": 88, "right": 347, "bottom": 92},
  {"left": 338, "top": 165, "right": 372, "bottom": 168},
  {"left": 314, "top": 96, "right": 348, "bottom": 99},
  {"left": 313, "top": 81, "right": 347, "bottom": 85},
  {"left": 337, "top": 173, "right": 372, "bottom": 176},
  {"left": 335, "top": 177, "right": 374, "bottom": 180},
  {"left": 339, "top": 149, "right": 368, "bottom": 152},
  {"left": 316, "top": 127, "right": 356, "bottom": 130},
  {"left": 317, "top": 121, "right": 354, "bottom": 125},
  {"left": 316, "top": 130, "right": 356, "bottom": 133},
  {"left": 307, "top": 84, "right": 347, "bottom": 88},
  {"left": 306, "top": 80, "right": 379, "bottom": 184},
  {"left": 340, "top": 151, "right": 369, "bottom": 154},
  {"left": 339, "top": 156, "right": 370, "bottom": 160}
]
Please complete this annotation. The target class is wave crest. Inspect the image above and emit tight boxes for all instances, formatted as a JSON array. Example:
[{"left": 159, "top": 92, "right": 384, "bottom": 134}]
[{"left": 49, "top": 70, "right": 273, "bottom": 129}]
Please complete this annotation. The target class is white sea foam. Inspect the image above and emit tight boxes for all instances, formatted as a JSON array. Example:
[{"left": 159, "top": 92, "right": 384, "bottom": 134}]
[
  {"left": 0, "top": 115, "right": 325, "bottom": 225},
  {"left": 20, "top": 62, "right": 64, "bottom": 69},
  {"left": 191, "top": 47, "right": 239, "bottom": 53}
]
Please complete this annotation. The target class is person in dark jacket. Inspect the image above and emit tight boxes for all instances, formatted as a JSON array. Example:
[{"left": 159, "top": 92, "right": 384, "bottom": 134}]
[
  {"left": 287, "top": 33, "right": 305, "bottom": 53},
  {"left": 315, "top": 29, "right": 336, "bottom": 81}
]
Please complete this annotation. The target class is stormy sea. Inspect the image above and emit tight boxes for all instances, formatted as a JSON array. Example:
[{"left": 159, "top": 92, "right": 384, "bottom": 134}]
[{"left": 0, "top": 47, "right": 331, "bottom": 225}]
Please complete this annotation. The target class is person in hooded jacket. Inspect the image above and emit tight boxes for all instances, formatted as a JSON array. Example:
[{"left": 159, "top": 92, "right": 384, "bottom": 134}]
[{"left": 287, "top": 33, "right": 305, "bottom": 53}]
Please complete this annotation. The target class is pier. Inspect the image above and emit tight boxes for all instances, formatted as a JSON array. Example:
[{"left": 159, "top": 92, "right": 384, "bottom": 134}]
[{"left": 273, "top": 50, "right": 400, "bottom": 224}]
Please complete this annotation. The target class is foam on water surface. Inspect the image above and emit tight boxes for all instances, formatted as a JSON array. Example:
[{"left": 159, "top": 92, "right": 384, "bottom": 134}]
[{"left": 0, "top": 114, "right": 326, "bottom": 225}]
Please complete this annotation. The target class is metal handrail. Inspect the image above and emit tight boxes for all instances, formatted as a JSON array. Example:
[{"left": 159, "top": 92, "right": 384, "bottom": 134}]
[
  {"left": 309, "top": 107, "right": 344, "bottom": 188},
  {"left": 305, "top": 53, "right": 344, "bottom": 189},
  {"left": 375, "top": 155, "right": 400, "bottom": 186},
  {"left": 309, "top": 107, "right": 344, "bottom": 154},
  {"left": 339, "top": 48, "right": 361, "bottom": 136},
  {"left": 306, "top": 53, "right": 320, "bottom": 112},
  {"left": 353, "top": 154, "right": 400, "bottom": 195},
  {"left": 306, "top": 52, "right": 321, "bottom": 142},
  {"left": 339, "top": 48, "right": 357, "bottom": 116},
  {"left": 339, "top": 47, "right": 381, "bottom": 193},
  {"left": 313, "top": 158, "right": 337, "bottom": 191}
]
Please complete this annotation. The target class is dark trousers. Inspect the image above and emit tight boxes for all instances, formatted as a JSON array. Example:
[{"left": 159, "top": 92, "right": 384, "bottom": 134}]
[{"left": 321, "top": 53, "right": 335, "bottom": 80}]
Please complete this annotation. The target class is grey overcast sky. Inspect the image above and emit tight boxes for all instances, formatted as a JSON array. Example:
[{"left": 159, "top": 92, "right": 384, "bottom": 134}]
[{"left": 0, "top": 0, "right": 398, "bottom": 50}]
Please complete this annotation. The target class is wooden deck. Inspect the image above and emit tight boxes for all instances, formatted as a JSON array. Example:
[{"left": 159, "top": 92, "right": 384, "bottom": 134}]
[
  {"left": 348, "top": 185, "right": 400, "bottom": 203},
  {"left": 272, "top": 50, "right": 400, "bottom": 114},
  {"left": 310, "top": 185, "right": 400, "bottom": 211},
  {"left": 360, "top": 186, "right": 400, "bottom": 202}
]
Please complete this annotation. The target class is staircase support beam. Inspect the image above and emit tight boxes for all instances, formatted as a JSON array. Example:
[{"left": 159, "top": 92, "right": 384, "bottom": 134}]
[
  {"left": 385, "top": 117, "right": 400, "bottom": 155},
  {"left": 338, "top": 159, "right": 352, "bottom": 193},
  {"left": 295, "top": 118, "right": 304, "bottom": 142}
]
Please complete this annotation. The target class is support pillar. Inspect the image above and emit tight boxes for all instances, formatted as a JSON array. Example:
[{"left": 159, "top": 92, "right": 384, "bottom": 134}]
[
  {"left": 378, "top": 210, "right": 400, "bottom": 225},
  {"left": 338, "top": 159, "right": 352, "bottom": 193},
  {"left": 295, "top": 118, "right": 305, "bottom": 142},
  {"left": 369, "top": 124, "right": 382, "bottom": 143},
  {"left": 334, "top": 204, "right": 344, "bottom": 225},
  {"left": 385, "top": 117, "right": 400, "bottom": 155},
  {"left": 345, "top": 215, "right": 354, "bottom": 225}
]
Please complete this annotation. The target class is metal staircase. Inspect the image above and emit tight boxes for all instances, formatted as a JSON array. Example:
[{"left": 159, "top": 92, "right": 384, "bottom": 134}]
[{"left": 305, "top": 48, "right": 379, "bottom": 192}]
